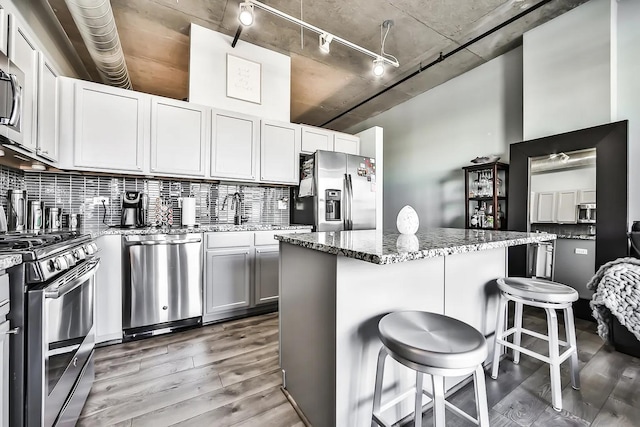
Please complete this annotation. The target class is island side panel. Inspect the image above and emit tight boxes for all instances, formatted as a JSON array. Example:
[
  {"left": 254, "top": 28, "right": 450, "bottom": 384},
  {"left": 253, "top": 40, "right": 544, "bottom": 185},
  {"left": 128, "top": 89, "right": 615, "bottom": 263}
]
[
  {"left": 335, "top": 255, "right": 446, "bottom": 427},
  {"left": 279, "top": 242, "right": 337, "bottom": 427},
  {"left": 443, "top": 247, "right": 507, "bottom": 336}
]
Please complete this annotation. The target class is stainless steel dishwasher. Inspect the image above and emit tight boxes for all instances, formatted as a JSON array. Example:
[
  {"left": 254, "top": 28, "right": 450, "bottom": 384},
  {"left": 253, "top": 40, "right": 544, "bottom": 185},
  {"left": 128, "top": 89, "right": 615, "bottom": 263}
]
[{"left": 122, "top": 233, "right": 203, "bottom": 338}]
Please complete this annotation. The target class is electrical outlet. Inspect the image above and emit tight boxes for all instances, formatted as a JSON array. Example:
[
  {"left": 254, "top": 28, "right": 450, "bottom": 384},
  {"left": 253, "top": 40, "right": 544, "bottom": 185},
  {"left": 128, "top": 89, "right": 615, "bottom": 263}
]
[
  {"left": 93, "top": 196, "right": 109, "bottom": 206},
  {"left": 575, "top": 248, "right": 588, "bottom": 255}
]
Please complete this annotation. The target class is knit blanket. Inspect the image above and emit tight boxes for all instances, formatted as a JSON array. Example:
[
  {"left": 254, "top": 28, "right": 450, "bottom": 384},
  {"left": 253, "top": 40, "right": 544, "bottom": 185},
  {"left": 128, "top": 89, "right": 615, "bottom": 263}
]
[{"left": 586, "top": 257, "right": 640, "bottom": 343}]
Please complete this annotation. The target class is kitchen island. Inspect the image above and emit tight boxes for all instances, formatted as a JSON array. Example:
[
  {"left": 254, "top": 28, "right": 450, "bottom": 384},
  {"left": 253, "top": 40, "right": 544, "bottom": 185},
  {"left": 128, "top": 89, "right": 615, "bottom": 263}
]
[{"left": 275, "top": 228, "right": 556, "bottom": 427}]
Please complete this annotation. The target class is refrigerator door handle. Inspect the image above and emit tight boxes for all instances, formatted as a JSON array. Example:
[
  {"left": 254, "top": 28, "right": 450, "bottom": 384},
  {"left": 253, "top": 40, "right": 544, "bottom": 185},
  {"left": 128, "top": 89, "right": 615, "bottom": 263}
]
[
  {"left": 347, "top": 174, "right": 354, "bottom": 230},
  {"left": 343, "top": 174, "right": 349, "bottom": 230}
]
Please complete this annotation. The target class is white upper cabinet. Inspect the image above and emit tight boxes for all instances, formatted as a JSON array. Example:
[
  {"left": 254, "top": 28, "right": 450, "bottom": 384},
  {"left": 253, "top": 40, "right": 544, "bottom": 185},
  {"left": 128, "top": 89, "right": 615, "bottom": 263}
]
[
  {"left": 210, "top": 110, "right": 258, "bottom": 181},
  {"left": 36, "top": 53, "right": 58, "bottom": 162},
  {"left": 8, "top": 14, "right": 38, "bottom": 152},
  {"left": 301, "top": 126, "right": 332, "bottom": 153},
  {"left": 536, "top": 192, "right": 557, "bottom": 223},
  {"left": 0, "top": 6, "right": 7, "bottom": 56},
  {"left": 556, "top": 190, "right": 578, "bottom": 223},
  {"left": 578, "top": 189, "right": 596, "bottom": 204},
  {"left": 72, "top": 80, "right": 147, "bottom": 173},
  {"left": 150, "top": 97, "right": 207, "bottom": 177},
  {"left": 260, "top": 119, "right": 300, "bottom": 184},
  {"left": 333, "top": 132, "right": 360, "bottom": 155}
]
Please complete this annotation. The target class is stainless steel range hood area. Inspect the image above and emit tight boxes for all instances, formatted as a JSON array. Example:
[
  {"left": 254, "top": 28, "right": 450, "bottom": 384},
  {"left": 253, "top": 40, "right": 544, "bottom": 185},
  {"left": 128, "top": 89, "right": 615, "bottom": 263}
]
[{"left": 530, "top": 148, "right": 596, "bottom": 174}]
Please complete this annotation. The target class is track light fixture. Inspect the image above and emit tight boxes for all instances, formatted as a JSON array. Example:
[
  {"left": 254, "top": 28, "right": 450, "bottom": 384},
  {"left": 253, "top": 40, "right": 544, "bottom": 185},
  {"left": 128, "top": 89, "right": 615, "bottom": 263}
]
[
  {"left": 319, "top": 33, "right": 333, "bottom": 54},
  {"left": 238, "top": 2, "right": 254, "bottom": 26},
  {"left": 372, "top": 58, "right": 385, "bottom": 77},
  {"left": 235, "top": 1, "right": 400, "bottom": 76}
]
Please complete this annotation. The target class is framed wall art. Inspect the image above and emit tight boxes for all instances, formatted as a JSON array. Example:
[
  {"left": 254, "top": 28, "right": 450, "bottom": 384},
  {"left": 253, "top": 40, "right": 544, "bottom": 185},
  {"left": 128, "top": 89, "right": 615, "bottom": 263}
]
[{"left": 226, "top": 53, "right": 262, "bottom": 104}]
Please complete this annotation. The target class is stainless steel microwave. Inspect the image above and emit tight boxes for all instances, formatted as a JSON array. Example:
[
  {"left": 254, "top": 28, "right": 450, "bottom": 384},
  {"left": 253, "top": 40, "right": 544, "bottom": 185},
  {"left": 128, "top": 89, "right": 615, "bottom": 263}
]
[{"left": 0, "top": 67, "right": 22, "bottom": 133}]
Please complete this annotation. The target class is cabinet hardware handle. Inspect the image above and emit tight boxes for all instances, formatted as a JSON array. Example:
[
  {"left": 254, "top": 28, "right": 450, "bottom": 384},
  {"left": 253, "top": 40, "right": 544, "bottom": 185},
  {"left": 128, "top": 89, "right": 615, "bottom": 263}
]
[
  {"left": 162, "top": 306, "right": 168, "bottom": 310},
  {"left": 2, "top": 327, "right": 19, "bottom": 335},
  {"left": 73, "top": 357, "right": 78, "bottom": 367}
]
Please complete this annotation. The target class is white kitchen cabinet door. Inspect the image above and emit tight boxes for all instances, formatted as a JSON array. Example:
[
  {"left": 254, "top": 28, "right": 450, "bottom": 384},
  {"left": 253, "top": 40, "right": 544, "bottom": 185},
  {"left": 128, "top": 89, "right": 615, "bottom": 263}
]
[
  {"left": 578, "top": 189, "right": 596, "bottom": 204},
  {"left": 260, "top": 120, "right": 300, "bottom": 184},
  {"left": 8, "top": 14, "right": 38, "bottom": 152},
  {"left": 556, "top": 190, "right": 578, "bottom": 223},
  {"left": 333, "top": 132, "right": 360, "bottom": 155},
  {"left": 301, "top": 126, "right": 332, "bottom": 153},
  {"left": 36, "top": 53, "right": 58, "bottom": 162},
  {"left": 211, "top": 111, "right": 258, "bottom": 181},
  {"left": 151, "top": 97, "right": 207, "bottom": 177},
  {"left": 74, "top": 81, "right": 147, "bottom": 173},
  {"left": 0, "top": 6, "right": 7, "bottom": 56},
  {"left": 536, "top": 192, "right": 557, "bottom": 223},
  {"left": 204, "top": 248, "right": 252, "bottom": 321},
  {"left": 254, "top": 246, "right": 279, "bottom": 305},
  {"left": 95, "top": 235, "right": 123, "bottom": 344}
]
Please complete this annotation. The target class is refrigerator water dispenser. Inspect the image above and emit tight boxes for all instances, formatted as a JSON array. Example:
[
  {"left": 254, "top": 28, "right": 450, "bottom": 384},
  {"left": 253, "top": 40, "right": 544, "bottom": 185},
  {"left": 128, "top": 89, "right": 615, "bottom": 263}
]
[{"left": 325, "top": 190, "right": 341, "bottom": 221}]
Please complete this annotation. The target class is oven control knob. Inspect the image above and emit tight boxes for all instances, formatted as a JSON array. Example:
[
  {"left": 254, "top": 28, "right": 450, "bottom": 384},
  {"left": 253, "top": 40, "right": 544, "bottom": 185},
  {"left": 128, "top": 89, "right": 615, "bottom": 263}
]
[
  {"left": 55, "top": 256, "right": 68, "bottom": 271},
  {"left": 85, "top": 244, "right": 97, "bottom": 255},
  {"left": 47, "top": 260, "right": 56, "bottom": 272},
  {"left": 72, "top": 248, "right": 86, "bottom": 260},
  {"left": 64, "top": 254, "right": 75, "bottom": 267}
]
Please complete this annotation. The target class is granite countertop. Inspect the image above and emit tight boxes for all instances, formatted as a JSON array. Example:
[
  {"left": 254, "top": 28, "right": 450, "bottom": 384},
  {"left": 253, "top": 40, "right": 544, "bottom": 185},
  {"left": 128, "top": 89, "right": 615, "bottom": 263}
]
[
  {"left": 556, "top": 234, "right": 596, "bottom": 241},
  {"left": 86, "top": 224, "right": 312, "bottom": 237},
  {"left": 275, "top": 228, "right": 557, "bottom": 265},
  {"left": 0, "top": 254, "right": 22, "bottom": 270}
]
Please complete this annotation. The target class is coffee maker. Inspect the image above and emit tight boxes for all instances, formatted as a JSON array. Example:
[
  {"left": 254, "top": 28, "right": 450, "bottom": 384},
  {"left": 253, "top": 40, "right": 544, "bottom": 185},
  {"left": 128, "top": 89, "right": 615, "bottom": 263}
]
[{"left": 121, "top": 191, "right": 147, "bottom": 228}]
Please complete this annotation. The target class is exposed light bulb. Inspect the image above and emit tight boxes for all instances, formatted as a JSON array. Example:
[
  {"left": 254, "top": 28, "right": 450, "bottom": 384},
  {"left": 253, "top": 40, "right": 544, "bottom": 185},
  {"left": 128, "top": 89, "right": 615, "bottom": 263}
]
[
  {"left": 30, "top": 163, "right": 46, "bottom": 171},
  {"left": 238, "top": 2, "right": 254, "bottom": 26},
  {"left": 372, "top": 58, "right": 385, "bottom": 77}
]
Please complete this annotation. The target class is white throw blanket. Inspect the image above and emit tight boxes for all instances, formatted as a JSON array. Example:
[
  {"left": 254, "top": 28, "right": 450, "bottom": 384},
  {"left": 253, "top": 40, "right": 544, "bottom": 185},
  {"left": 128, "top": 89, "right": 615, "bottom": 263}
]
[{"left": 586, "top": 257, "right": 640, "bottom": 343}]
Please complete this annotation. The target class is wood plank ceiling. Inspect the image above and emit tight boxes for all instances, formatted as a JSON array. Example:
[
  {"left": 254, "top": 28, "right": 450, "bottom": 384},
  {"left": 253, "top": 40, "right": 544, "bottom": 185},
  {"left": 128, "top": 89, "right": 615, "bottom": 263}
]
[{"left": 46, "top": 0, "right": 587, "bottom": 131}]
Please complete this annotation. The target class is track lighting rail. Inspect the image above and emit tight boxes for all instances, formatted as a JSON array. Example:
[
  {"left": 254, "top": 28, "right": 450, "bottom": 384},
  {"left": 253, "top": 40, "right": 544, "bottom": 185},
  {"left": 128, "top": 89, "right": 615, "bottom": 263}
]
[{"left": 234, "top": 0, "right": 399, "bottom": 68}]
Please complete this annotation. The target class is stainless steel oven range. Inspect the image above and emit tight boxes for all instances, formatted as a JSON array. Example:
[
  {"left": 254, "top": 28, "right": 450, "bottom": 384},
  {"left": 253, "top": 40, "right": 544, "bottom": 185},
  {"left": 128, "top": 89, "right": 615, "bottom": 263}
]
[{"left": 2, "top": 231, "right": 99, "bottom": 427}]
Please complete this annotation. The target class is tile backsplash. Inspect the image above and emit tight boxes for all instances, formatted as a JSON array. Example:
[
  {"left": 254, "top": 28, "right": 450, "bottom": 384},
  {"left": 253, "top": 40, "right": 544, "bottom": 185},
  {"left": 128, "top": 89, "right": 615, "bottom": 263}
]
[{"left": 0, "top": 165, "right": 290, "bottom": 228}]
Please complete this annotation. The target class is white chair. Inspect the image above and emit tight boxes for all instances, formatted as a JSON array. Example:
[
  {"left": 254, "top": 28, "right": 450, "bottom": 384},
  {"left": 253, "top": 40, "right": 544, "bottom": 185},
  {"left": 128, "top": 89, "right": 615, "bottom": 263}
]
[
  {"left": 372, "top": 311, "right": 490, "bottom": 427},
  {"left": 491, "top": 277, "right": 580, "bottom": 411}
]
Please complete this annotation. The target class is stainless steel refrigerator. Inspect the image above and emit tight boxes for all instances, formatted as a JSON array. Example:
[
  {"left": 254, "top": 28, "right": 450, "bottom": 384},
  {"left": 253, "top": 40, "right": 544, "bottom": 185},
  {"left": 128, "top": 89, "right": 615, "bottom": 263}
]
[{"left": 291, "top": 150, "right": 376, "bottom": 231}]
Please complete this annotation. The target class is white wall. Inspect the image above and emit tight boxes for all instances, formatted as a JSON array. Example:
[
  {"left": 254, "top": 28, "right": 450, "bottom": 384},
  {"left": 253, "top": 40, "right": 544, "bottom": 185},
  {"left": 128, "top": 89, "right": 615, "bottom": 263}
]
[
  {"left": 356, "top": 126, "right": 383, "bottom": 229},
  {"left": 349, "top": 48, "right": 523, "bottom": 230},
  {"left": 523, "top": 0, "right": 613, "bottom": 140},
  {"left": 617, "top": 0, "right": 640, "bottom": 223},
  {"left": 189, "top": 23, "right": 291, "bottom": 122},
  {"left": 530, "top": 167, "right": 596, "bottom": 193}
]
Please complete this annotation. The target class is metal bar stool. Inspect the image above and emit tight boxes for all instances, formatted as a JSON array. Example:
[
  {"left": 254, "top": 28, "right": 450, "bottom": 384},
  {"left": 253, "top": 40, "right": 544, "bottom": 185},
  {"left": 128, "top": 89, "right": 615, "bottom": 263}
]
[
  {"left": 491, "top": 277, "right": 580, "bottom": 411},
  {"left": 371, "top": 311, "right": 490, "bottom": 427}
]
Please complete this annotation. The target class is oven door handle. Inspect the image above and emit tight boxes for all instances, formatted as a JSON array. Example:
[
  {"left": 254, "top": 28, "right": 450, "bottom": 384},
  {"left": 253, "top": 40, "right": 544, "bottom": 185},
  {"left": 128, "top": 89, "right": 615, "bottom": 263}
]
[
  {"left": 131, "top": 238, "right": 202, "bottom": 246},
  {"left": 44, "top": 259, "right": 100, "bottom": 299}
]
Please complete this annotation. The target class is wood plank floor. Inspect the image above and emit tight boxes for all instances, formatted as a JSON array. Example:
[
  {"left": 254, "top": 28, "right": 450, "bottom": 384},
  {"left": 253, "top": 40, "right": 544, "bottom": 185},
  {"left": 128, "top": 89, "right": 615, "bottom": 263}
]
[{"left": 80, "top": 308, "right": 640, "bottom": 426}]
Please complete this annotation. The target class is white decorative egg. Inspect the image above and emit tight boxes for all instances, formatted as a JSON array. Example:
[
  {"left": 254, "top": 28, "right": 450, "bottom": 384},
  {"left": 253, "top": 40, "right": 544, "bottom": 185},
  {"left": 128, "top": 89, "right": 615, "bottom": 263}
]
[
  {"left": 396, "top": 205, "right": 419, "bottom": 235},
  {"left": 396, "top": 234, "right": 419, "bottom": 252}
]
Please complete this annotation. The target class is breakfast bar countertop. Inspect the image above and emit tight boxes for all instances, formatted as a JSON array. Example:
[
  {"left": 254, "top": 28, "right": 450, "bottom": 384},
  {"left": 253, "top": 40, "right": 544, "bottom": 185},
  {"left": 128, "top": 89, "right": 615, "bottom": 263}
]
[{"left": 275, "top": 228, "right": 557, "bottom": 265}]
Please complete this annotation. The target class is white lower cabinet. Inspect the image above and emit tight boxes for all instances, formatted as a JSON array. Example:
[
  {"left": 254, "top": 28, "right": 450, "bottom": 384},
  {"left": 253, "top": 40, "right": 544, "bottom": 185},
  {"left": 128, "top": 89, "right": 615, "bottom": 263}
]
[
  {"left": 203, "top": 229, "right": 310, "bottom": 323},
  {"left": 254, "top": 246, "right": 279, "bottom": 305},
  {"left": 204, "top": 248, "right": 252, "bottom": 320},
  {"left": 95, "top": 235, "right": 123, "bottom": 344}
]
